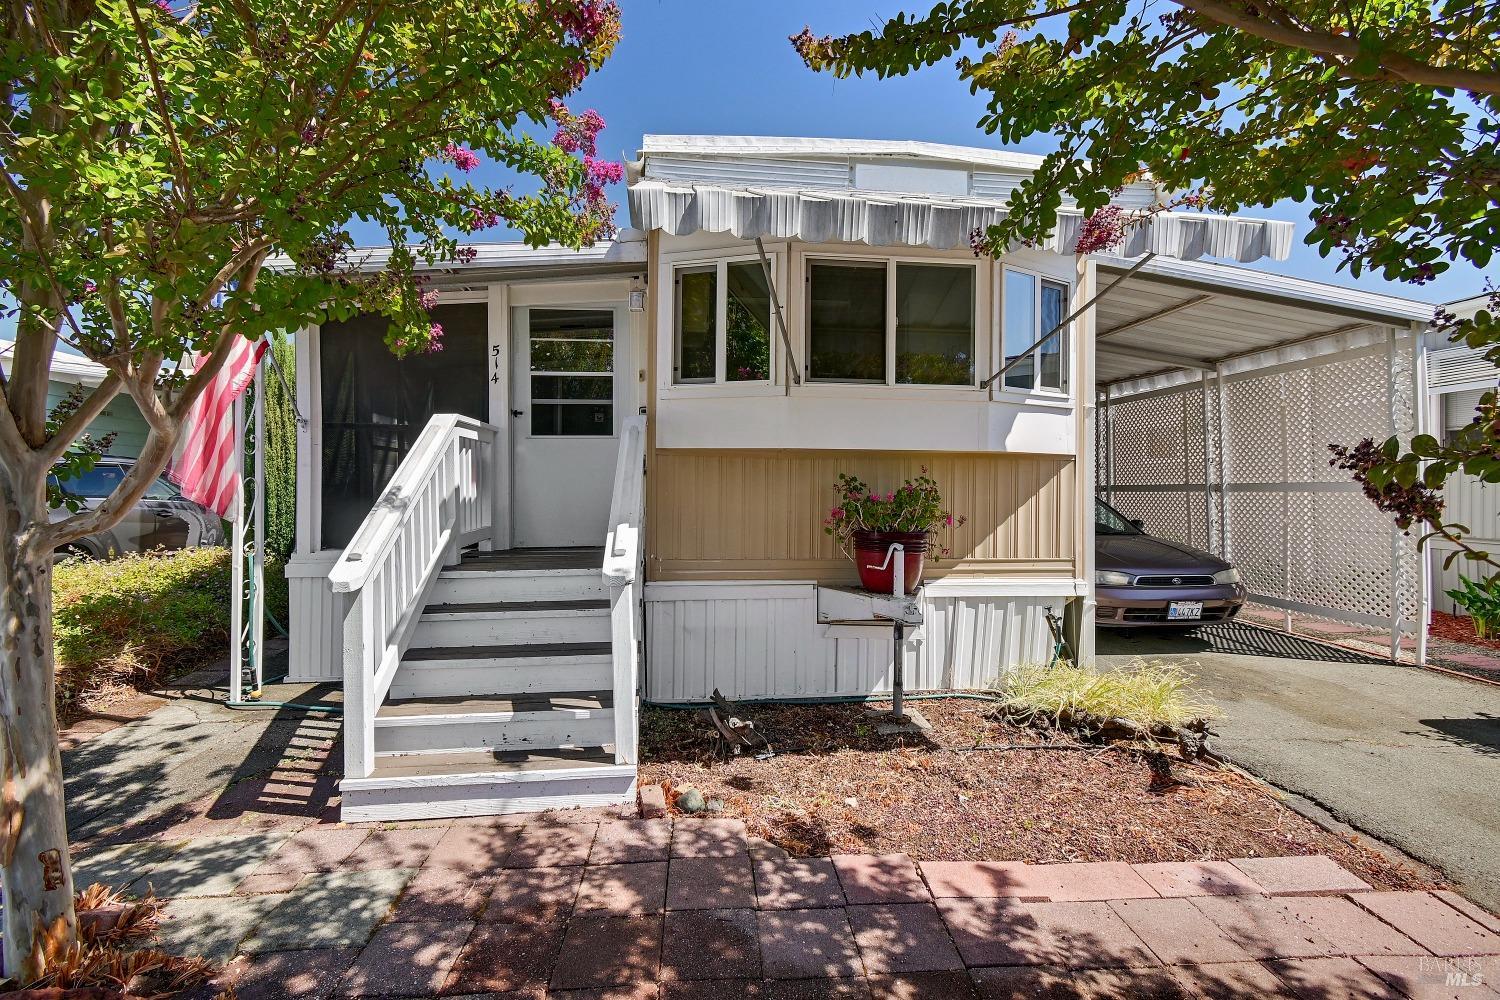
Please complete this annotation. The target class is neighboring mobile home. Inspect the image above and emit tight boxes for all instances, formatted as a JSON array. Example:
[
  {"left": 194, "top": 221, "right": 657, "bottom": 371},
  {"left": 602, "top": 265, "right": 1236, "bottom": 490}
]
[
  {"left": 285, "top": 136, "right": 1426, "bottom": 820},
  {"left": 1424, "top": 293, "right": 1500, "bottom": 614}
]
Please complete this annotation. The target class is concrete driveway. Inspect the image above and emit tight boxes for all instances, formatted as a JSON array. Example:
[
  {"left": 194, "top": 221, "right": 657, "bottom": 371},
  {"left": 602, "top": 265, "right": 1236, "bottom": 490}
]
[{"left": 1099, "top": 621, "right": 1500, "bottom": 913}]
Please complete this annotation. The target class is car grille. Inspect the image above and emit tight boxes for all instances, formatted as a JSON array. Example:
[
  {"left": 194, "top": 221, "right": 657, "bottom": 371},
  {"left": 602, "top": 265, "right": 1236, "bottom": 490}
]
[{"left": 1132, "top": 574, "right": 1216, "bottom": 587}]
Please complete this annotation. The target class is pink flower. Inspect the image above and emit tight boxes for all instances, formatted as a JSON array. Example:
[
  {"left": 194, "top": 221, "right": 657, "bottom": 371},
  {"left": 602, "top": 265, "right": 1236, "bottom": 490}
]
[
  {"left": 552, "top": 107, "right": 607, "bottom": 158},
  {"left": 154, "top": 0, "right": 172, "bottom": 11},
  {"left": 944, "top": 514, "right": 954, "bottom": 527},
  {"left": 885, "top": 492, "right": 895, "bottom": 502},
  {"left": 426, "top": 323, "right": 444, "bottom": 353},
  {"left": 418, "top": 289, "right": 440, "bottom": 310},
  {"left": 557, "top": 0, "right": 619, "bottom": 45},
  {"left": 468, "top": 206, "right": 502, "bottom": 230},
  {"left": 585, "top": 156, "right": 623, "bottom": 186},
  {"left": 442, "top": 144, "right": 481, "bottom": 172},
  {"left": 1074, "top": 204, "right": 1126, "bottom": 255}
]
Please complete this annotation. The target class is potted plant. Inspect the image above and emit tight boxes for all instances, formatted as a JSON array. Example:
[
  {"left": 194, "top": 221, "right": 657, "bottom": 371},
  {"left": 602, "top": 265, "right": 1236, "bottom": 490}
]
[{"left": 823, "top": 469, "right": 966, "bottom": 594}]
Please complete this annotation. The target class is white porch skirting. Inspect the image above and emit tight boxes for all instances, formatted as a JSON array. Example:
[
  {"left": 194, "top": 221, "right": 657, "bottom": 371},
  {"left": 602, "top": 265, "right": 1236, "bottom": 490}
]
[
  {"left": 641, "top": 579, "right": 1085, "bottom": 703},
  {"left": 285, "top": 553, "right": 347, "bottom": 683}
]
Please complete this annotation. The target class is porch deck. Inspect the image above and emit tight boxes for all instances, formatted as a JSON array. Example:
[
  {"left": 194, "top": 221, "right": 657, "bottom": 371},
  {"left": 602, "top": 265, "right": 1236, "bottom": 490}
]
[{"left": 449, "top": 547, "right": 605, "bottom": 572}]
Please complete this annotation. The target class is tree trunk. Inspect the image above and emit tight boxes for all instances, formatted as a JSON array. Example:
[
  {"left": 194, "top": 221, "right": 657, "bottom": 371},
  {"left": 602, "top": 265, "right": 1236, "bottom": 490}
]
[{"left": 0, "top": 472, "right": 76, "bottom": 982}]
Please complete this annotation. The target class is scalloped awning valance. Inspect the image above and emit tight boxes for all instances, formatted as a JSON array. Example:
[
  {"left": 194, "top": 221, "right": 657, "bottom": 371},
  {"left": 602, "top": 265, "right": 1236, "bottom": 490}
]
[{"left": 627, "top": 180, "right": 1294, "bottom": 263}]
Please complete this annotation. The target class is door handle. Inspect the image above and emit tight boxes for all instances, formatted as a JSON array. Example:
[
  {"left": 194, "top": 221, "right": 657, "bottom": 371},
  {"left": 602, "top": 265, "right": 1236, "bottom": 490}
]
[{"left": 510, "top": 409, "right": 524, "bottom": 418}]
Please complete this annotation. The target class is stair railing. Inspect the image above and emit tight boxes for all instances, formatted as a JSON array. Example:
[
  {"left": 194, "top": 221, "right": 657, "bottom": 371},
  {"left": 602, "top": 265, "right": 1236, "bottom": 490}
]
[
  {"left": 602, "top": 413, "right": 647, "bottom": 766},
  {"left": 330, "top": 413, "right": 498, "bottom": 779}
]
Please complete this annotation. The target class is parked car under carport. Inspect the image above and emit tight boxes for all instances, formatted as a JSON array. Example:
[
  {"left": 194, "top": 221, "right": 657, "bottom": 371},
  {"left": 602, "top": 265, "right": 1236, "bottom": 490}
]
[
  {"left": 49, "top": 458, "right": 225, "bottom": 559},
  {"left": 1095, "top": 498, "right": 1245, "bottom": 628}
]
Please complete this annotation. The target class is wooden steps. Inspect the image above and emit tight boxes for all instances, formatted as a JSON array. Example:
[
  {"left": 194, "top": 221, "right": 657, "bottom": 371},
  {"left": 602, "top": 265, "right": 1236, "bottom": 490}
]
[{"left": 339, "top": 548, "right": 633, "bottom": 822}]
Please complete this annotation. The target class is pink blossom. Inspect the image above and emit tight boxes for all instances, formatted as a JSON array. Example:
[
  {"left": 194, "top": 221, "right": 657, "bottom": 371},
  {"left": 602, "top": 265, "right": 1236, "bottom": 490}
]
[
  {"left": 442, "top": 144, "right": 481, "bottom": 172},
  {"left": 83, "top": 280, "right": 97, "bottom": 295},
  {"left": 944, "top": 514, "right": 954, "bottom": 527},
  {"left": 1073, "top": 204, "right": 1126, "bottom": 255},
  {"left": 557, "top": 0, "right": 619, "bottom": 46},
  {"left": 468, "top": 206, "right": 502, "bottom": 230},
  {"left": 552, "top": 107, "right": 606, "bottom": 158},
  {"left": 154, "top": 0, "right": 172, "bottom": 11},
  {"left": 454, "top": 246, "right": 479, "bottom": 264},
  {"left": 585, "top": 156, "right": 623, "bottom": 186},
  {"left": 426, "top": 323, "right": 444, "bottom": 353},
  {"left": 418, "top": 289, "right": 440, "bottom": 311}
]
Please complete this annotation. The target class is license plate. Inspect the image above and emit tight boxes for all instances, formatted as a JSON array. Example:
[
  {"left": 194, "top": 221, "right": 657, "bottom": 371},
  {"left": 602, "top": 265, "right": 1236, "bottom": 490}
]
[{"left": 1168, "top": 601, "right": 1204, "bottom": 621}]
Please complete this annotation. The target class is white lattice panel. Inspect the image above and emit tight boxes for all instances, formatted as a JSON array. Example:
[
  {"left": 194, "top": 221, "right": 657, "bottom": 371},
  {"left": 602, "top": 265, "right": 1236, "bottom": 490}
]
[
  {"left": 1225, "top": 373, "right": 1284, "bottom": 483},
  {"left": 1106, "top": 331, "right": 1421, "bottom": 634}
]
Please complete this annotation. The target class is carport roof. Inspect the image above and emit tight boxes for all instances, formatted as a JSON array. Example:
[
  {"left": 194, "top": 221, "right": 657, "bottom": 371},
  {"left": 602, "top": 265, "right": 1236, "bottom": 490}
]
[{"left": 1093, "top": 254, "right": 1435, "bottom": 387}]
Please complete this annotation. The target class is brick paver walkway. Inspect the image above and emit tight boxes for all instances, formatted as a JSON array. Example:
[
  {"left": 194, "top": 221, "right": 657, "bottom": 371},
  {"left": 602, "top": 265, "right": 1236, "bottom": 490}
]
[{"left": 85, "top": 810, "right": 1500, "bottom": 999}]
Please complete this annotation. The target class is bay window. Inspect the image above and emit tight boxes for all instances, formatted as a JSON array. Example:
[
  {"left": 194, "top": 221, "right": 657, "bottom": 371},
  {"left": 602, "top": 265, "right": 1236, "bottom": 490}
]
[
  {"left": 1002, "top": 268, "right": 1069, "bottom": 393},
  {"left": 672, "top": 259, "right": 772, "bottom": 384},
  {"left": 807, "top": 258, "right": 976, "bottom": 386}
]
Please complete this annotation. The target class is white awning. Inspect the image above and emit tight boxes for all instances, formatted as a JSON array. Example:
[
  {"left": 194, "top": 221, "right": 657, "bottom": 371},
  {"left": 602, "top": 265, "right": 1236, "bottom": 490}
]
[{"left": 628, "top": 180, "right": 1294, "bottom": 263}]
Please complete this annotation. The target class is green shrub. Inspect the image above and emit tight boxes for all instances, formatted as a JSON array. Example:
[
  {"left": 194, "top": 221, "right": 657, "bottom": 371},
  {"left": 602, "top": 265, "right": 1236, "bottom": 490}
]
[
  {"left": 993, "top": 659, "right": 1219, "bottom": 732},
  {"left": 1445, "top": 575, "right": 1500, "bottom": 639},
  {"left": 52, "top": 547, "right": 288, "bottom": 715}
]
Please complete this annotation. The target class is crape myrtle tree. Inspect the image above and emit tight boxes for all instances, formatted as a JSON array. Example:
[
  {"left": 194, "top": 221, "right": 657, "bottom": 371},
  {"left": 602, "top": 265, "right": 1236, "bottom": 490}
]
[
  {"left": 793, "top": 0, "right": 1500, "bottom": 568},
  {"left": 0, "top": 0, "right": 622, "bottom": 978}
]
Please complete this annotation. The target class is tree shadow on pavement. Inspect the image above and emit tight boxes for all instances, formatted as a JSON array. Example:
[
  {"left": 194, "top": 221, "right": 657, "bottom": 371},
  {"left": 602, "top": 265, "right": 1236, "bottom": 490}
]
[{"left": 1100, "top": 621, "right": 1390, "bottom": 665}]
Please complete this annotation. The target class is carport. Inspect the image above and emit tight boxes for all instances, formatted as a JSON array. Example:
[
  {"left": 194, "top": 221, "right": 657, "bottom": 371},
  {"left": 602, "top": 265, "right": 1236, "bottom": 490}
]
[{"left": 1087, "top": 254, "right": 1436, "bottom": 662}]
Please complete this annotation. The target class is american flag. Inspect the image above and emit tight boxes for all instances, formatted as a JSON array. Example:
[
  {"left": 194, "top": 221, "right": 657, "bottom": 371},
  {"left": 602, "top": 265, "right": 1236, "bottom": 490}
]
[{"left": 169, "top": 335, "right": 267, "bottom": 518}]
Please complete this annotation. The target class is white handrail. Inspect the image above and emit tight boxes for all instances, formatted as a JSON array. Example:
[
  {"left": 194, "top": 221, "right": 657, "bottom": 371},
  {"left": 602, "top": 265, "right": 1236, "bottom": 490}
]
[
  {"left": 335, "top": 413, "right": 498, "bottom": 780},
  {"left": 603, "top": 415, "right": 647, "bottom": 765}
]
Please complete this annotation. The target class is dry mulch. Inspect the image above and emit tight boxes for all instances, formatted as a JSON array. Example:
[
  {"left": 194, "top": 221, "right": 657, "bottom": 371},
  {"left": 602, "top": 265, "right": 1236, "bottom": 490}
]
[
  {"left": 638, "top": 699, "right": 1439, "bottom": 893},
  {"left": 1430, "top": 611, "right": 1500, "bottom": 652}
]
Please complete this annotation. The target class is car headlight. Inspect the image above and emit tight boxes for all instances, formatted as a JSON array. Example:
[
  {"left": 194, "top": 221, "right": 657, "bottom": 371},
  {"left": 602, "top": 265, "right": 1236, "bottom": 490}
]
[
  {"left": 1096, "top": 571, "right": 1133, "bottom": 586},
  {"left": 1213, "top": 568, "right": 1242, "bottom": 585}
]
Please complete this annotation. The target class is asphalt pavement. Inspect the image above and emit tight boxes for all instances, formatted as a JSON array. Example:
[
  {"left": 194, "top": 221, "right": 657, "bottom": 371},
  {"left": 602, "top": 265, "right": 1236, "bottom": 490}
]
[{"left": 1100, "top": 621, "right": 1500, "bottom": 912}]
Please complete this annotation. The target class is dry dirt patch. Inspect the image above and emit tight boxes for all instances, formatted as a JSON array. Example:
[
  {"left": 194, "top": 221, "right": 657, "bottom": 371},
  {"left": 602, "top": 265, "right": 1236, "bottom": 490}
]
[{"left": 638, "top": 699, "right": 1439, "bottom": 892}]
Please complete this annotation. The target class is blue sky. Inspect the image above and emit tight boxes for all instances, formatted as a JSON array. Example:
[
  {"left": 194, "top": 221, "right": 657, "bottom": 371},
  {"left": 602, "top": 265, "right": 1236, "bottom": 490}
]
[{"left": 349, "top": 0, "right": 1492, "bottom": 309}]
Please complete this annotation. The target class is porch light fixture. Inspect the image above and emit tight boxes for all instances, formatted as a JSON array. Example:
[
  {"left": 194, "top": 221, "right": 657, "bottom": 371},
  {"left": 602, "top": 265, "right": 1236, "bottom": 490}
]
[{"left": 629, "top": 279, "right": 646, "bottom": 312}]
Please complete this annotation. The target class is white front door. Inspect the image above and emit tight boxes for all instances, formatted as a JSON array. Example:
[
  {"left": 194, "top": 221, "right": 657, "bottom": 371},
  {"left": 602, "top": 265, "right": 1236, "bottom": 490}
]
[{"left": 510, "top": 304, "right": 623, "bottom": 548}]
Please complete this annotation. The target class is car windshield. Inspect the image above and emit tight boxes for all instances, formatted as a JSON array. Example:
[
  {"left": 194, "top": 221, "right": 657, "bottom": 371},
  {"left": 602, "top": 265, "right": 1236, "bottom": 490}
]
[
  {"left": 1095, "top": 499, "right": 1142, "bottom": 536},
  {"left": 52, "top": 464, "right": 180, "bottom": 499}
]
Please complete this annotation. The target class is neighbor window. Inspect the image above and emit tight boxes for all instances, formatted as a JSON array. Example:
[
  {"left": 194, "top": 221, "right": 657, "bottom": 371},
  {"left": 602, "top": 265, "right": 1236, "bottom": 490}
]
[
  {"left": 672, "top": 258, "right": 772, "bottom": 384},
  {"left": 808, "top": 258, "right": 976, "bottom": 386},
  {"left": 1002, "top": 268, "right": 1069, "bottom": 393}
]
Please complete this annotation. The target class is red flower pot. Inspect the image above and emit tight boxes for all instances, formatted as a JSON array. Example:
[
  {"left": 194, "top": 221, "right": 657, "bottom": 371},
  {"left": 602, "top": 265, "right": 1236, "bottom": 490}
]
[{"left": 852, "top": 530, "right": 929, "bottom": 595}]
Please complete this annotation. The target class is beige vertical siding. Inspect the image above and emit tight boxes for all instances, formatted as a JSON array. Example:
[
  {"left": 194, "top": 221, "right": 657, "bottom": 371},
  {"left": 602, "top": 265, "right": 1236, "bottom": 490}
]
[{"left": 647, "top": 449, "right": 1077, "bottom": 582}]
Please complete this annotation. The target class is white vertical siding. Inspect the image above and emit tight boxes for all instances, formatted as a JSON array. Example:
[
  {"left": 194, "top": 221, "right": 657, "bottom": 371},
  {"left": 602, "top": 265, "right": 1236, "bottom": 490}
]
[
  {"left": 285, "top": 554, "right": 346, "bottom": 682},
  {"left": 642, "top": 581, "right": 1066, "bottom": 703}
]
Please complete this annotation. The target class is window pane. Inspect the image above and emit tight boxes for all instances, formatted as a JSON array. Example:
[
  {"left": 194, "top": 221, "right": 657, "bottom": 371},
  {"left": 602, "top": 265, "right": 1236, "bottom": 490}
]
[
  {"left": 531, "top": 403, "right": 613, "bottom": 435},
  {"left": 726, "top": 261, "right": 771, "bottom": 381},
  {"left": 896, "top": 264, "right": 974, "bottom": 385},
  {"left": 1040, "top": 280, "right": 1067, "bottom": 391},
  {"left": 675, "top": 266, "right": 716, "bottom": 383},
  {"left": 530, "top": 375, "right": 613, "bottom": 401},
  {"left": 530, "top": 308, "right": 614, "bottom": 436},
  {"left": 55, "top": 463, "right": 126, "bottom": 497},
  {"left": 809, "top": 261, "right": 886, "bottom": 382},
  {"left": 1003, "top": 270, "right": 1037, "bottom": 390}
]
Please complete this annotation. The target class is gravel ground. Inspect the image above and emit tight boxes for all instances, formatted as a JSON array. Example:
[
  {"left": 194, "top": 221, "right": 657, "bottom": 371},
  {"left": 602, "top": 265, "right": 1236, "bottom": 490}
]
[{"left": 637, "top": 699, "right": 1440, "bottom": 893}]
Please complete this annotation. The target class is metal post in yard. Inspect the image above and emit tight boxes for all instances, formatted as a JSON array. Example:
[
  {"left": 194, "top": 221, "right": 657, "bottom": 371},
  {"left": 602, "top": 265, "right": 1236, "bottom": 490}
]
[
  {"left": 1386, "top": 326, "right": 1407, "bottom": 663},
  {"left": 1279, "top": 371, "right": 1292, "bottom": 635},
  {"left": 230, "top": 392, "right": 246, "bottom": 706},
  {"left": 251, "top": 359, "right": 266, "bottom": 696},
  {"left": 1214, "top": 364, "right": 1232, "bottom": 562},
  {"left": 1200, "top": 370, "right": 1214, "bottom": 554},
  {"left": 1414, "top": 325, "right": 1432, "bottom": 666}
]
